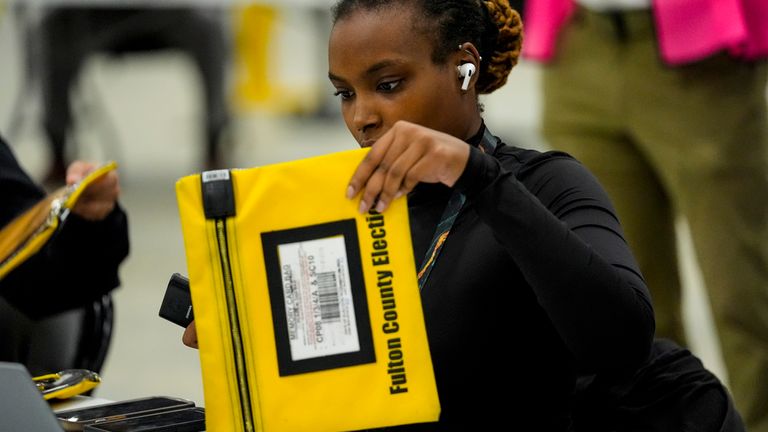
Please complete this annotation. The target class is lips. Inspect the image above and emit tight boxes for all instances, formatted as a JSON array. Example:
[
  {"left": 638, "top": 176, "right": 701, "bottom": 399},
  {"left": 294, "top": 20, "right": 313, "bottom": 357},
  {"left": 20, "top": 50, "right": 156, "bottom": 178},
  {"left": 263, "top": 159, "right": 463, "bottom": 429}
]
[{"left": 361, "top": 138, "right": 377, "bottom": 148}]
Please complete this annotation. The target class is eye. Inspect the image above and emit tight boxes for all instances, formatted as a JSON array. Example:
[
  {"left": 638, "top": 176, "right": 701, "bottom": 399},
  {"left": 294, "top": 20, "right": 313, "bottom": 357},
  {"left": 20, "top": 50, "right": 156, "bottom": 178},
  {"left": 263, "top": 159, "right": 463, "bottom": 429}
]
[
  {"left": 377, "top": 79, "right": 401, "bottom": 93},
  {"left": 333, "top": 89, "right": 354, "bottom": 100}
]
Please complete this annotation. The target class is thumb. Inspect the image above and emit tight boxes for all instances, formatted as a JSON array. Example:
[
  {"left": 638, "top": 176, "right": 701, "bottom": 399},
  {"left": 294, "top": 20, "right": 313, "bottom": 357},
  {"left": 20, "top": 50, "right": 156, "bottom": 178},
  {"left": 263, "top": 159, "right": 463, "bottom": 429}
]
[{"left": 66, "top": 161, "right": 97, "bottom": 185}]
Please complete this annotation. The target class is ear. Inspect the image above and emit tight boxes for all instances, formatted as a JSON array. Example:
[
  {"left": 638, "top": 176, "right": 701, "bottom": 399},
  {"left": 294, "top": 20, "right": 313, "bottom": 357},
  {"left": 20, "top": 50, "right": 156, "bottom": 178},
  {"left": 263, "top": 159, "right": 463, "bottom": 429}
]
[{"left": 455, "top": 43, "right": 481, "bottom": 92}]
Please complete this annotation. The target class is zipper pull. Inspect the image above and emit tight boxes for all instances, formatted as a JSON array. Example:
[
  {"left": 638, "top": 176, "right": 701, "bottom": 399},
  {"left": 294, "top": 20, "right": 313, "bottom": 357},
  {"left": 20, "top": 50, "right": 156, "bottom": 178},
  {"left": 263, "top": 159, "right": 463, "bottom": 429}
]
[{"left": 201, "top": 169, "right": 236, "bottom": 219}]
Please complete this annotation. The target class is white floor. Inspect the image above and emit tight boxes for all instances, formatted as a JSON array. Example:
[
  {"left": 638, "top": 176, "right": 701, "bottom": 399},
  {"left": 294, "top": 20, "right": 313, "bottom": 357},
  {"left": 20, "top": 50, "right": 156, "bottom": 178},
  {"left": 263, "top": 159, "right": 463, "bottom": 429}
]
[{"left": 0, "top": 6, "right": 728, "bottom": 406}]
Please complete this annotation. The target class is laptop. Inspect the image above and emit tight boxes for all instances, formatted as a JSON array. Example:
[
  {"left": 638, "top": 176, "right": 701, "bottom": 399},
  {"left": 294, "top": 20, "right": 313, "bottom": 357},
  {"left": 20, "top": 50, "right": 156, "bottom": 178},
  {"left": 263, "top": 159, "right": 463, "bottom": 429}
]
[{"left": 0, "top": 362, "right": 63, "bottom": 431}]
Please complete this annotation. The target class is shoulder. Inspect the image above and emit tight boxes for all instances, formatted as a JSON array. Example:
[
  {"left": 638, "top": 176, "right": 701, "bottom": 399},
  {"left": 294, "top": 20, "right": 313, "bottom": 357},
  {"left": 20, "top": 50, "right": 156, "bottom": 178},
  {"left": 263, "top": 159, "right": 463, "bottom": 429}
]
[
  {"left": 0, "top": 135, "right": 46, "bottom": 224},
  {"left": 494, "top": 143, "right": 591, "bottom": 184},
  {"left": 0, "top": 135, "right": 19, "bottom": 168},
  {"left": 494, "top": 143, "right": 615, "bottom": 213}
]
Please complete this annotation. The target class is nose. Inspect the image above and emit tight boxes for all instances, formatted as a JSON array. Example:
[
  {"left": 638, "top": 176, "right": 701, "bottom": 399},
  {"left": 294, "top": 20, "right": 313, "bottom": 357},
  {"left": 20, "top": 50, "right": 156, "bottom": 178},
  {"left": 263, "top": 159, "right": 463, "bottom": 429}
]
[{"left": 351, "top": 94, "right": 380, "bottom": 137}]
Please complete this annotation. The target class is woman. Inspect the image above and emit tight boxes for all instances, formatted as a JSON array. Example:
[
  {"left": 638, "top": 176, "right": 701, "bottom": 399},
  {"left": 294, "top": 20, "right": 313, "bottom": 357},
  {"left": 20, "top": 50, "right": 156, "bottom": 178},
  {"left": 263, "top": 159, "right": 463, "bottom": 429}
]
[
  {"left": 332, "top": 0, "right": 655, "bottom": 428},
  {"left": 185, "top": 0, "right": 655, "bottom": 428}
]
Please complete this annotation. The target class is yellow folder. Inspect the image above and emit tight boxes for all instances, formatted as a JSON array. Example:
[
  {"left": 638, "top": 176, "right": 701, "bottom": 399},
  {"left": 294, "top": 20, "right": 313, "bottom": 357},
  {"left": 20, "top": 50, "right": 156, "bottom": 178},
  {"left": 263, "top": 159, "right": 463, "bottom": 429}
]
[
  {"left": 0, "top": 162, "right": 118, "bottom": 280},
  {"left": 176, "top": 149, "right": 439, "bottom": 432}
]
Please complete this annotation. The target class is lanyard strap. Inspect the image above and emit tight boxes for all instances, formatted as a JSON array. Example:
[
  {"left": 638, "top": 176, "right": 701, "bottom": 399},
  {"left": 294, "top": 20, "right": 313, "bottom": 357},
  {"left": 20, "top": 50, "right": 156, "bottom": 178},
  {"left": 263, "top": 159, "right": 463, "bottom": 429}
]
[{"left": 417, "top": 128, "right": 498, "bottom": 290}]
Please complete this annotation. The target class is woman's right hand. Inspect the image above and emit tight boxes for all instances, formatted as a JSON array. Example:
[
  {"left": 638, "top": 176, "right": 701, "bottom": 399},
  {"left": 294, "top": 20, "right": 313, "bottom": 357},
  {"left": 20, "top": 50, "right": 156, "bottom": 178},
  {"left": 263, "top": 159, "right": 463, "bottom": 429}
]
[
  {"left": 346, "top": 120, "right": 471, "bottom": 214},
  {"left": 182, "top": 321, "right": 199, "bottom": 349}
]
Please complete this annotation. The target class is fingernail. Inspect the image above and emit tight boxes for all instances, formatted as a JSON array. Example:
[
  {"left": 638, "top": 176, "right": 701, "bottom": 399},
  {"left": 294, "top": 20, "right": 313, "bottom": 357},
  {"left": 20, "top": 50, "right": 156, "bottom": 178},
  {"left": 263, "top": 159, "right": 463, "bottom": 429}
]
[
  {"left": 375, "top": 200, "right": 386, "bottom": 213},
  {"left": 346, "top": 185, "right": 355, "bottom": 199},
  {"left": 359, "top": 200, "right": 368, "bottom": 214},
  {"left": 394, "top": 190, "right": 403, "bottom": 200}
]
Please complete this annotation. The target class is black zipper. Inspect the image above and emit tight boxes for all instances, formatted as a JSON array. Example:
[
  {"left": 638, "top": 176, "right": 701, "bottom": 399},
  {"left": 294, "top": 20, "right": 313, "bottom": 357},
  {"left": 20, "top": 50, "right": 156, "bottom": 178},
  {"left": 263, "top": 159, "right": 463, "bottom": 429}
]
[{"left": 214, "top": 218, "right": 255, "bottom": 432}]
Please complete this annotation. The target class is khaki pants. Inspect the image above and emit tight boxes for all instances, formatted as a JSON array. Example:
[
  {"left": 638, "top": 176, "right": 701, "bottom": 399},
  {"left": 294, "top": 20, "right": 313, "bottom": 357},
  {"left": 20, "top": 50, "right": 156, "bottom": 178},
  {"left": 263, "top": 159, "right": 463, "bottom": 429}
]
[{"left": 541, "top": 7, "right": 768, "bottom": 430}]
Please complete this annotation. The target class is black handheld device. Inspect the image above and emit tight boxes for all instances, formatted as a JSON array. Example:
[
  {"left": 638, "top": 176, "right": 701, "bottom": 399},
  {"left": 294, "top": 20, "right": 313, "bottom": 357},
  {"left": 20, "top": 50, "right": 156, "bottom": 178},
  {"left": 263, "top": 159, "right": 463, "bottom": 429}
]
[{"left": 159, "top": 273, "right": 194, "bottom": 328}]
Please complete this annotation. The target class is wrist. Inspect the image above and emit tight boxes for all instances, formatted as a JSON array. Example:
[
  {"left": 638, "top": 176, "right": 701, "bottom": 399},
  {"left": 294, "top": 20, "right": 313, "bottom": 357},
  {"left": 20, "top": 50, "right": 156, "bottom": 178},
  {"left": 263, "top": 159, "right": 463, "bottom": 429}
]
[{"left": 453, "top": 145, "right": 500, "bottom": 196}]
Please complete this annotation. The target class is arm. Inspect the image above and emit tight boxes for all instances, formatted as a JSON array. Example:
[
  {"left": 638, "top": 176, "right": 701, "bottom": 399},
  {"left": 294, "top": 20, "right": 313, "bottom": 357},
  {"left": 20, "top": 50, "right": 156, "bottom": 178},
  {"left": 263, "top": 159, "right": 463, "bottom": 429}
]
[
  {"left": 346, "top": 122, "right": 653, "bottom": 375},
  {"left": 1, "top": 205, "right": 130, "bottom": 318},
  {"left": 0, "top": 139, "right": 46, "bottom": 226},
  {"left": 0, "top": 139, "right": 129, "bottom": 319},
  {"left": 457, "top": 145, "right": 655, "bottom": 374}
]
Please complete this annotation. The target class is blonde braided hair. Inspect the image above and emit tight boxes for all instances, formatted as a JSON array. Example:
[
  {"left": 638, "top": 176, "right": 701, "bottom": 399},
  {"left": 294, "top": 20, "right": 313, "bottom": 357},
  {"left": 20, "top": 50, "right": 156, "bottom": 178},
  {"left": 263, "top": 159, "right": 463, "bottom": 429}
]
[{"left": 476, "top": 0, "right": 523, "bottom": 94}]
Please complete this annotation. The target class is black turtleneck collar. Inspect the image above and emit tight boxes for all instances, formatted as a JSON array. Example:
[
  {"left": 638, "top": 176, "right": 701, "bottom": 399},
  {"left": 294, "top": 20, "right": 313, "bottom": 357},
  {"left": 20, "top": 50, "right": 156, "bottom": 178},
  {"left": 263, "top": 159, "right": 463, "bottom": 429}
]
[{"left": 466, "top": 121, "right": 486, "bottom": 147}]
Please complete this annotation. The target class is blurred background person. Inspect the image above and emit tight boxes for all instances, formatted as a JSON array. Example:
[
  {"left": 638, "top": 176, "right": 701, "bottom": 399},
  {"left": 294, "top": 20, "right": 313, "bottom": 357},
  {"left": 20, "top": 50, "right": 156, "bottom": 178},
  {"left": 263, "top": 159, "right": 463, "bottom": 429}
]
[
  {"left": 13, "top": 5, "right": 231, "bottom": 184},
  {"left": 0, "top": 134, "right": 129, "bottom": 376},
  {"left": 524, "top": 0, "right": 768, "bottom": 429},
  {"left": 1, "top": 0, "right": 343, "bottom": 403}
]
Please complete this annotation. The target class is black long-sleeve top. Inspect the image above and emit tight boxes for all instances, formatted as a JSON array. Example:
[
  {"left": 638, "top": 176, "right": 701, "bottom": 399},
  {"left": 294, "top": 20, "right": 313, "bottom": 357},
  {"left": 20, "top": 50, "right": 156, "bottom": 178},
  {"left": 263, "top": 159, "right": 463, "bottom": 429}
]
[
  {"left": 404, "top": 126, "right": 655, "bottom": 430},
  {"left": 0, "top": 137, "right": 129, "bottom": 319}
]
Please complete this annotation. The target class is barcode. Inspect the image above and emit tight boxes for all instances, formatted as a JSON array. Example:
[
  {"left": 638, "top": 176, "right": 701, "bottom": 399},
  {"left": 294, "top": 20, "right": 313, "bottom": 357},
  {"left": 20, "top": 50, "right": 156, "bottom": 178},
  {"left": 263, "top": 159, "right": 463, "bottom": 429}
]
[
  {"left": 202, "top": 170, "right": 230, "bottom": 182},
  {"left": 317, "top": 271, "right": 340, "bottom": 321}
]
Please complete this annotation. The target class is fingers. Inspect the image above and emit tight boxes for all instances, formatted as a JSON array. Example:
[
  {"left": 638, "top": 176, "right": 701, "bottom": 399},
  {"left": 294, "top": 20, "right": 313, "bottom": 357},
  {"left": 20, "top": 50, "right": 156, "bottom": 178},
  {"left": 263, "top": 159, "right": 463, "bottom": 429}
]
[
  {"left": 346, "top": 133, "right": 392, "bottom": 211},
  {"left": 357, "top": 131, "right": 410, "bottom": 214},
  {"left": 346, "top": 121, "right": 471, "bottom": 214},
  {"left": 375, "top": 140, "right": 425, "bottom": 212},
  {"left": 348, "top": 122, "right": 417, "bottom": 213},
  {"left": 69, "top": 162, "right": 120, "bottom": 221},
  {"left": 66, "top": 161, "right": 97, "bottom": 185},
  {"left": 182, "top": 321, "right": 199, "bottom": 349}
]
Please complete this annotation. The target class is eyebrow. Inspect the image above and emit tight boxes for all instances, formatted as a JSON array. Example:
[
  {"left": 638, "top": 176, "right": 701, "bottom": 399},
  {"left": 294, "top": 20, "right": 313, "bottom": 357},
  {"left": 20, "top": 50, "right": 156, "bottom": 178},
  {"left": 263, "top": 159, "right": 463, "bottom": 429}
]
[{"left": 328, "top": 59, "right": 405, "bottom": 82}]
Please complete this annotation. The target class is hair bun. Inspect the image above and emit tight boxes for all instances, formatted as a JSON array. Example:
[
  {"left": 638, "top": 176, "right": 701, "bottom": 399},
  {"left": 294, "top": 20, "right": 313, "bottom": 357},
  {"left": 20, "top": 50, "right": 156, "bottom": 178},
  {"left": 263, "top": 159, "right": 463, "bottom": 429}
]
[{"left": 478, "top": 0, "right": 523, "bottom": 94}]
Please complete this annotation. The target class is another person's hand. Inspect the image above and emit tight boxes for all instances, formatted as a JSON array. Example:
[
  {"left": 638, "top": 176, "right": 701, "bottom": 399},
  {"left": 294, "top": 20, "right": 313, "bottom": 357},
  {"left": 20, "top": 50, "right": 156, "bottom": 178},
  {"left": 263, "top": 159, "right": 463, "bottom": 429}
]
[
  {"left": 346, "top": 121, "right": 471, "bottom": 213},
  {"left": 67, "top": 161, "right": 119, "bottom": 221},
  {"left": 183, "top": 321, "right": 199, "bottom": 349}
]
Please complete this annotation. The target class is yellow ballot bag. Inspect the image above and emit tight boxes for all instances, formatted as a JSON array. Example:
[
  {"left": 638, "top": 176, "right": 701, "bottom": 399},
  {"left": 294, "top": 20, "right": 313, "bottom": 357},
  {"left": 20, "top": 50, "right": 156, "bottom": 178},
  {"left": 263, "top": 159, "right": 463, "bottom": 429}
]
[
  {"left": 176, "top": 149, "right": 440, "bottom": 432},
  {"left": 0, "top": 162, "right": 118, "bottom": 280}
]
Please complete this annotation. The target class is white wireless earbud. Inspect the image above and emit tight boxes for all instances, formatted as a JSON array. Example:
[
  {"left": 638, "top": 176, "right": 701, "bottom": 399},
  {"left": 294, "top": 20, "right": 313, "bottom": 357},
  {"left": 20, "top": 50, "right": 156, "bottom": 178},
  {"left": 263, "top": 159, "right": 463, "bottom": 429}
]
[{"left": 457, "top": 63, "right": 476, "bottom": 91}]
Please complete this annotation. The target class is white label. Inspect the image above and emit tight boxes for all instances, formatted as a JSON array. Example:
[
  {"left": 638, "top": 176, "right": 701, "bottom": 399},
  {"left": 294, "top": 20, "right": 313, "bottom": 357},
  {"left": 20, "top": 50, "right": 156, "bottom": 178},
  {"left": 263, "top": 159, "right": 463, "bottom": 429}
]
[
  {"left": 278, "top": 235, "right": 360, "bottom": 361},
  {"left": 202, "top": 170, "right": 230, "bottom": 182}
]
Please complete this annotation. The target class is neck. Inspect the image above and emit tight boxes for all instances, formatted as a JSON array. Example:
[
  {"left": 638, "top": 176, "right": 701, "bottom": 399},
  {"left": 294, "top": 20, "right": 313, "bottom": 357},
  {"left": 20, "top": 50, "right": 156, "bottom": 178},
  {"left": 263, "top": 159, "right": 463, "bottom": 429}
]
[{"left": 462, "top": 114, "right": 483, "bottom": 141}]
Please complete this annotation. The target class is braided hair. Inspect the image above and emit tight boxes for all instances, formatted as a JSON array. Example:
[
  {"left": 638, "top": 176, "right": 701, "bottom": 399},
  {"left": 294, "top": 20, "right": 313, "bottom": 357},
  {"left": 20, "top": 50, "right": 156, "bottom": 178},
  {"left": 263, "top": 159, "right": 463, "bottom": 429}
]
[{"left": 331, "top": 0, "right": 523, "bottom": 95}]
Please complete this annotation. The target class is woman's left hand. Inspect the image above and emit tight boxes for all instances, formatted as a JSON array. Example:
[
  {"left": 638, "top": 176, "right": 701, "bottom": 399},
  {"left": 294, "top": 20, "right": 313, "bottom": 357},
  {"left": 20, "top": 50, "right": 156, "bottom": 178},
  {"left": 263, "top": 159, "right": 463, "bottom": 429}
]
[
  {"left": 182, "top": 320, "right": 199, "bottom": 349},
  {"left": 346, "top": 120, "right": 471, "bottom": 213}
]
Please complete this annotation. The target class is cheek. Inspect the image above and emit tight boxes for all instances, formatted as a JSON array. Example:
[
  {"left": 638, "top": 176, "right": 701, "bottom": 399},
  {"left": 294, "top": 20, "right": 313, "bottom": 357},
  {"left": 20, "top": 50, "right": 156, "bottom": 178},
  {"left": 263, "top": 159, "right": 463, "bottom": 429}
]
[
  {"left": 408, "top": 76, "right": 461, "bottom": 126},
  {"left": 339, "top": 102, "right": 356, "bottom": 134},
  {"left": 407, "top": 93, "right": 456, "bottom": 131},
  {"left": 382, "top": 89, "right": 438, "bottom": 127},
  {"left": 383, "top": 101, "right": 421, "bottom": 127},
  {"left": 340, "top": 104, "right": 352, "bottom": 127}
]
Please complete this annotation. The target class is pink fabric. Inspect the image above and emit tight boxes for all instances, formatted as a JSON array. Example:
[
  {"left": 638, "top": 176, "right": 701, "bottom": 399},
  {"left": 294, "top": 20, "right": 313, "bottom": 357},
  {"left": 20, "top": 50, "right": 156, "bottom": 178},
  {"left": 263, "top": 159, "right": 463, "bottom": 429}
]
[
  {"left": 522, "top": 0, "right": 768, "bottom": 65},
  {"left": 521, "top": 0, "right": 575, "bottom": 62},
  {"left": 653, "top": 0, "right": 746, "bottom": 63},
  {"left": 732, "top": 0, "right": 768, "bottom": 59}
]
